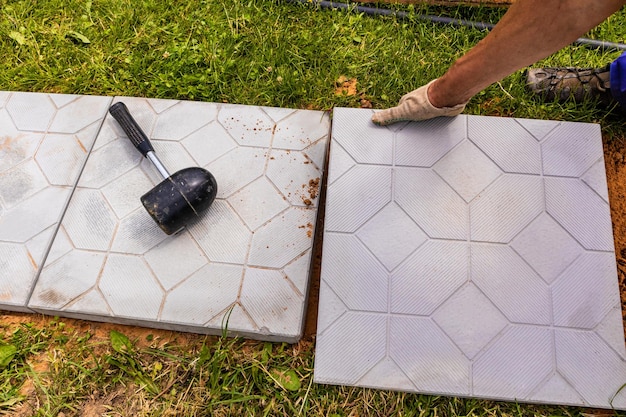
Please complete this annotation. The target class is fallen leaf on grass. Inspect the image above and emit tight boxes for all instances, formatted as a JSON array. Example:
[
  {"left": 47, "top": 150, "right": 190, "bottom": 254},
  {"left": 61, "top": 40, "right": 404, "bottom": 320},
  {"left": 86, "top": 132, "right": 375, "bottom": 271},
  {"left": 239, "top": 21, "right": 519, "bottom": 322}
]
[
  {"left": 360, "top": 98, "right": 372, "bottom": 109},
  {"left": 66, "top": 31, "right": 91, "bottom": 44},
  {"left": 335, "top": 76, "right": 373, "bottom": 108},
  {"left": 9, "top": 31, "right": 27, "bottom": 45},
  {"left": 110, "top": 330, "right": 133, "bottom": 354},
  {"left": 0, "top": 343, "right": 17, "bottom": 369},
  {"left": 335, "top": 76, "right": 358, "bottom": 96},
  {"left": 270, "top": 368, "right": 301, "bottom": 391}
]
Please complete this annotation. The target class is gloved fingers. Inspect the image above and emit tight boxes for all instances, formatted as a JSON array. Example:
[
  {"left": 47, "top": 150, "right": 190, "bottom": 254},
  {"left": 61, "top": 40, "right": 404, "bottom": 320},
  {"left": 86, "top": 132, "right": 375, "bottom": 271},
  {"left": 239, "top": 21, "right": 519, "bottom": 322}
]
[
  {"left": 371, "top": 104, "right": 409, "bottom": 126},
  {"left": 371, "top": 80, "right": 467, "bottom": 126}
]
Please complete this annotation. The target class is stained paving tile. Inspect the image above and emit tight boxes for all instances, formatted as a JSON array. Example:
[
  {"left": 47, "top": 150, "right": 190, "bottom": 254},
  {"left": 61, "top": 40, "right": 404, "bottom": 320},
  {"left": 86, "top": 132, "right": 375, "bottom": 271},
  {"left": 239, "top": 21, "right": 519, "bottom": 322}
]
[
  {"left": 0, "top": 92, "right": 112, "bottom": 311},
  {"left": 28, "top": 97, "right": 330, "bottom": 342},
  {"left": 314, "top": 108, "right": 626, "bottom": 410}
]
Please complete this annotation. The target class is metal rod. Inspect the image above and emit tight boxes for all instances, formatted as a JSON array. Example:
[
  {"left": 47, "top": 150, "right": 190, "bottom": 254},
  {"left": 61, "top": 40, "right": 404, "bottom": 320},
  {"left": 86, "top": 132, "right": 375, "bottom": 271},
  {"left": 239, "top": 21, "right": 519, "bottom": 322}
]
[
  {"left": 146, "top": 151, "right": 171, "bottom": 179},
  {"left": 284, "top": 0, "right": 626, "bottom": 51}
]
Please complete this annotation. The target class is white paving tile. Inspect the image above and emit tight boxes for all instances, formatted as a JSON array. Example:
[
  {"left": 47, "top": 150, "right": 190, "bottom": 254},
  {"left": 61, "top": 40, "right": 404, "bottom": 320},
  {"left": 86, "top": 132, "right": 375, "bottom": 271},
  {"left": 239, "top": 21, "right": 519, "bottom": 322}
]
[
  {"left": 0, "top": 92, "right": 111, "bottom": 312},
  {"left": 29, "top": 97, "right": 329, "bottom": 342},
  {"left": 468, "top": 116, "right": 542, "bottom": 174},
  {"left": 315, "top": 108, "right": 626, "bottom": 410}
]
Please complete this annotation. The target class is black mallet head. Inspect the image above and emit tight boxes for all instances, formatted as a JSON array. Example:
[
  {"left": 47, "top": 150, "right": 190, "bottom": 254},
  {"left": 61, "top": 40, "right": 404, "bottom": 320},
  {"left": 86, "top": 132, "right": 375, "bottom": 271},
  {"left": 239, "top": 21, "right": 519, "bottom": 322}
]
[{"left": 109, "top": 102, "right": 218, "bottom": 234}]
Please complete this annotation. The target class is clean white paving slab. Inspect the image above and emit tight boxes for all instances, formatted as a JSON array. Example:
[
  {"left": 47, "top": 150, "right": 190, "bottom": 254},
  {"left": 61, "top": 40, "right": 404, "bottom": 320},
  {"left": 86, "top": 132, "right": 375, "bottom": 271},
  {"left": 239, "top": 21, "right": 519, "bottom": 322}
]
[
  {"left": 314, "top": 108, "right": 626, "bottom": 409},
  {"left": 29, "top": 97, "right": 329, "bottom": 342},
  {"left": 0, "top": 92, "right": 112, "bottom": 311}
]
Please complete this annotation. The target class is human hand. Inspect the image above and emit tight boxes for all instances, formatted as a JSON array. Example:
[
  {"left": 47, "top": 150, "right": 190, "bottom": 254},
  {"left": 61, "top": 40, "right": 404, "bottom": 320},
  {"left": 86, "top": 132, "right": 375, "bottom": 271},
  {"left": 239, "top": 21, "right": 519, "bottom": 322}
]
[{"left": 371, "top": 80, "right": 467, "bottom": 126}]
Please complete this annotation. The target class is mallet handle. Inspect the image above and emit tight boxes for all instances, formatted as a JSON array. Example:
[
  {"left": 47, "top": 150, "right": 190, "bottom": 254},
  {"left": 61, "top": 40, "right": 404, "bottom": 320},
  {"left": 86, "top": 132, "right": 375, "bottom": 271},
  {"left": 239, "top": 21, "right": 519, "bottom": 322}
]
[
  {"left": 109, "top": 102, "right": 155, "bottom": 157},
  {"left": 109, "top": 102, "right": 171, "bottom": 179}
]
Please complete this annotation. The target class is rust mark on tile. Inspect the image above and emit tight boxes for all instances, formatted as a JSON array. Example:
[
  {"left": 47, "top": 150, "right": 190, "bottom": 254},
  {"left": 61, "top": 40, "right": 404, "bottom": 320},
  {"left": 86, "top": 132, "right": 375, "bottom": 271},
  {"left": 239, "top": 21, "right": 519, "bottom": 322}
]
[
  {"left": 75, "top": 137, "right": 87, "bottom": 153},
  {"left": 0, "top": 134, "right": 19, "bottom": 150},
  {"left": 27, "top": 250, "right": 38, "bottom": 270},
  {"left": 1, "top": 133, "right": 28, "bottom": 161}
]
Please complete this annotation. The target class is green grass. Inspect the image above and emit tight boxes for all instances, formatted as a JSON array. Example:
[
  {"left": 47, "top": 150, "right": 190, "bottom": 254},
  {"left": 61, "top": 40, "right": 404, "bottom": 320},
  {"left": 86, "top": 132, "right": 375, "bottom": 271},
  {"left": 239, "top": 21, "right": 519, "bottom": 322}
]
[
  {"left": 1, "top": 317, "right": 616, "bottom": 416},
  {"left": 1, "top": 0, "right": 625, "bottom": 126},
  {"left": 1, "top": 0, "right": 626, "bottom": 415}
]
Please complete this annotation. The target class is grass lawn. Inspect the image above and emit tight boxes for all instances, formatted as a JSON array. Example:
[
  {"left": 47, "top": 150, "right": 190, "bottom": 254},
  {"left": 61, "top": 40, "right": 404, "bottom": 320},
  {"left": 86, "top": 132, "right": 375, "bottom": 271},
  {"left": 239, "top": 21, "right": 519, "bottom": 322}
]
[{"left": 1, "top": 0, "right": 626, "bottom": 415}]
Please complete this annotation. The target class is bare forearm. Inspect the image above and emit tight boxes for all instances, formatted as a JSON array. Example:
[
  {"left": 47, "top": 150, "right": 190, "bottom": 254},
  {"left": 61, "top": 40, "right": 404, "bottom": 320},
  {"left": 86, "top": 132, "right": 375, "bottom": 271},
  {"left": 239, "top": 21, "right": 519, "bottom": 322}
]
[{"left": 429, "top": 0, "right": 626, "bottom": 107}]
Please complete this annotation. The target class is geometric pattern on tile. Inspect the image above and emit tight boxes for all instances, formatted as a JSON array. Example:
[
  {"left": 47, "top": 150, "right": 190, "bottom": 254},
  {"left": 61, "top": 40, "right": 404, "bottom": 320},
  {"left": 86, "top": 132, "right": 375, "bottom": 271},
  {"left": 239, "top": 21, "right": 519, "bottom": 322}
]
[
  {"left": 390, "top": 240, "right": 467, "bottom": 315},
  {"left": 395, "top": 168, "right": 468, "bottom": 240},
  {"left": 541, "top": 122, "right": 603, "bottom": 178},
  {"left": 358, "top": 356, "right": 415, "bottom": 391},
  {"left": 324, "top": 165, "right": 392, "bottom": 233},
  {"left": 432, "top": 283, "right": 508, "bottom": 359},
  {"left": 515, "top": 118, "right": 559, "bottom": 141},
  {"left": 29, "top": 250, "right": 106, "bottom": 309},
  {"left": 144, "top": 233, "right": 207, "bottom": 291},
  {"left": 472, "top": 325, "right": 553, "bottom": 399},
  {"left": 333, "top": 106, "right": 393, "bottom": 165},
  {"left": 581, "top": 159, "right": 610, "bottom": 202},
  {"left": 239, "top": 267, "right": 304, "bottom": 336},
  {"left": 316, "top": 281, "right": 348, "bottom": 336},
  {"left": 65, "top": 289, "right": 111, "bottom": 316},
  {"left": 355, "top": 202, "right": 428, "bottom": 271},
  {"left": 36, "top": 133, "right": 92, "bottom": 186},
  {"left": 320, "top": 233, "right": 388, "bottom": 313},
  {"left": 206, "top": 147, "right": 266, "bottom": 199},
  {"left": 395, "top": 116, "right": 466, "bottom": 167},
  {"left": 63, "top": 188, "right": 118, "bottom": 251},
  {"left": 313, "top": 311, "right": 387, "bottom": 384},
  {"left": 389, "top": 316, "right": 470, "bottom": 395},
  {"left": 0, "top": 242, "right": 37, "bottom": 309},
  {"left": 2, "top": 159, "right": 49, "bottom": 207},
  {"left": 272, "top": 109, "right": 330, "bottom": 151},
  {"left": 545, "top": 177, "right": 614, "bottom": 251},
  {"left": 471, "top": 244, "right": 552, "bottom": 325},
  {"left": 227, "top": 177, "right": 290, "bottom": 231},
  {"left": 433, "top": 140, "right": 502, "bottom": 202},
  {"left": 470, "top": 174, "right": 544, "bottom": 243},
  {"left": 265, "top": 148, "right": 323, "bottom": 207},
  {"left": 160, "top": 264, "right": 242, "bottom": 325},
  {"left": 99, "top": 254, "right": 164, "bottom": 319},
  {"left": 326, "top": 142, "right": 356, "bottom": 185},
  {"left": 154, "top": 100, "right": 219, "bottom": 141},
  {"left": 551, "top": 252, "right": 620, "bottom": 329},
  {"left": 217, "top": 105, "right": 273, "bottom": 148},
  {"left": 555, "top": 330, "right": 626, "bottom": 409},
  {"left": 0, "top": 92, "right": 112, "bottom": 311},
  {"left": 510, "top": 213, "right": 583, "bottom": 284},
  {"left": 468, "top": 116, "right": 542, "bottom": 174},
  {"left": 527, "top": 372, "right": 586, "bottom": 406},
  {"left": 596, "top": 305, "right": 626, "bottom": 358},
  {"left": 181, "top": 121, "right": 236, "bottom": 167},
  {"left": 283, "top": 250, "right": 313, "bottom": 296},
  {"left": 29, "top": 97, "right": 329, "bottom": 342},
  {"left": 315, "top": 109, "right": 625, "bottom": 410},
  {"left": 248, "top": 207, "right": 315, "bottom": 269}
]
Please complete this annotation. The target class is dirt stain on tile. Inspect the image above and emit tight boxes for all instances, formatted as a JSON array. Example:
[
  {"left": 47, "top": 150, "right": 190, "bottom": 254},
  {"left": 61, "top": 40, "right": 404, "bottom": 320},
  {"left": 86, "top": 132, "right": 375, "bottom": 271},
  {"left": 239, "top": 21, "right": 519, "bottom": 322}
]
[
  {"left": 39, "top": 289, "right": 65, "bottom": 306},
  {"left": 0, "top": 134, "right": 29, "bottom": 166}
]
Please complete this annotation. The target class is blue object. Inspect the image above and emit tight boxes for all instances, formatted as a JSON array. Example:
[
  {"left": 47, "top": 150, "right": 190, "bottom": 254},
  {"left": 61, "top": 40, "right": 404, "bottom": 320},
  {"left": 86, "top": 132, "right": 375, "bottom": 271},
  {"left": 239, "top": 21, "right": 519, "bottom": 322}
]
[{"left": 610, "top": 51, "right": 626, "bottom": 107}]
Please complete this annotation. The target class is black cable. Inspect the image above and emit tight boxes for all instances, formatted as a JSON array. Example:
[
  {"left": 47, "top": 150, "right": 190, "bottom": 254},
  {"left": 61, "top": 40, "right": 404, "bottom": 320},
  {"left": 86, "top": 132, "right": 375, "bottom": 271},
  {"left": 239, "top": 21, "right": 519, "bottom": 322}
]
[{"left": 284, "top": 0, "right": 626, "bottom": 51}]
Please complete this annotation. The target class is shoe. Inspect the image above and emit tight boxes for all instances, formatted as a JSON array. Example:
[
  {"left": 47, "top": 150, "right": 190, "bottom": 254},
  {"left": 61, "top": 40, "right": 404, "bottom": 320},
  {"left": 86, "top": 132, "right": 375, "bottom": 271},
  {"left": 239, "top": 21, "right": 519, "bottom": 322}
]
[{"left": 526, "top": 65, "right": 612, "bottom": 104}]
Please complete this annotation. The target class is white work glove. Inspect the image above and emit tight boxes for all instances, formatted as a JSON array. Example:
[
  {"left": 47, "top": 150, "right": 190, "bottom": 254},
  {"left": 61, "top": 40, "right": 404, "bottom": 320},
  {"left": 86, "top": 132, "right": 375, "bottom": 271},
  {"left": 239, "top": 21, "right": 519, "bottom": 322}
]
[{"left": 371, "top": 79, "right": 468, "bottom": 126}]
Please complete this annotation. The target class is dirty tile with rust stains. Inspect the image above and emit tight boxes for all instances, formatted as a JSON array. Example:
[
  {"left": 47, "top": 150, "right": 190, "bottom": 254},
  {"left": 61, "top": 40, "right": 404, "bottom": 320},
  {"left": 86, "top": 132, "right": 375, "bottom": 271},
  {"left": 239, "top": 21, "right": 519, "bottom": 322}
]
[
  {"left": 0, "top": 92, "right": 112, "bottom": 311},
  {"left": 28, "top": 97, "right": 329, "bottom": 342}
]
